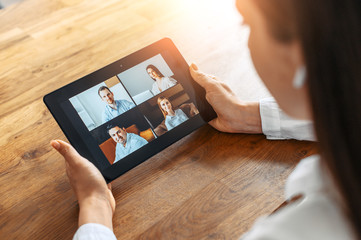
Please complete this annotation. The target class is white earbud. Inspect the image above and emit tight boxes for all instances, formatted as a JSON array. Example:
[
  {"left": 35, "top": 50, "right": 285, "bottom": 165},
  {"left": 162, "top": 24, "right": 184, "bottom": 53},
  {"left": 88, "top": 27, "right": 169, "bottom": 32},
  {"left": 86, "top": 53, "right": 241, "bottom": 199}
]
[{"left": 293, "top": 66, "right": 307, "bottom": 89}]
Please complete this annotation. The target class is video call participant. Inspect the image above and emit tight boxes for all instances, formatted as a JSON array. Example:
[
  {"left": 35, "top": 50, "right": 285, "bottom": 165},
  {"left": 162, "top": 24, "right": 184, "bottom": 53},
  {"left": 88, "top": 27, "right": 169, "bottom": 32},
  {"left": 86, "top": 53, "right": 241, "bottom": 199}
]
[
  {"left": 107, "top": 125, "right": 148, "bottom": 164},
  {"left": 98, "top": 86, "right": 135, "bottom": 123},
  {"left": 157, "top": 97, "right": 189, "bottom": 131},
  {"left": 146, "top": 64, "right": 177, "bottom": 95}
]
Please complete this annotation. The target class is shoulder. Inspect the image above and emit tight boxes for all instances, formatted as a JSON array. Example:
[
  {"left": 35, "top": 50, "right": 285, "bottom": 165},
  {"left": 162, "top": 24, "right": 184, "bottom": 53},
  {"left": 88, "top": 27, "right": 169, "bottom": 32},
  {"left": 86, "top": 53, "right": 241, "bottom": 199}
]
[
  {"left": 103, "top": 104, "right": 111, "bottom": 111},
  {"left": 285, "top": 156, "right": 327, "bottom": 198},
  {"left": 164, "top": 116, "right": 171, "bottom": 125},
  {"left": 175, "top": 109, "right": 187, "bottom": 117},
  {"left": 243, "top": 193, "right": 354, "bottom": 240},
  {"left": 115, "top": 99, "right": 125, "bottom": 104},
  {"left": 128, "top": 133, "right": 141, "bottom": 140},
  {"left": 117, "top": 99, "right": 134, "bottom": 106},
  {"left": 115, "top": 142, "right": 121, "bottom": 151},
  {"left": 165, "top": 76, "right": 177, "bottom": 83},
  {"left": 175, "top": 109, "right": 184, "bottom": 114},
  {"left": 129, "top": 133, "right": 147, "bottom": 143},
  {"left": 242, "top": 155, "right": 356, "bottom": 240}
]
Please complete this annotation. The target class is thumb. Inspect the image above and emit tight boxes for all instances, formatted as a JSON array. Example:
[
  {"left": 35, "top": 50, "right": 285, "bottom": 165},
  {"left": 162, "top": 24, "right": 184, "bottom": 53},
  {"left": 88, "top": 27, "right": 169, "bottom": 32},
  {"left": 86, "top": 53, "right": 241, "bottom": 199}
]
[
  {"left": 189, "top": 63, "right": 212, "bottom": 89},
  {"left": 51, "top": 140, "right": 82, "bottom": 166},
  {"left": 208, "top": 118, "right": 225, "bottom": 132}
]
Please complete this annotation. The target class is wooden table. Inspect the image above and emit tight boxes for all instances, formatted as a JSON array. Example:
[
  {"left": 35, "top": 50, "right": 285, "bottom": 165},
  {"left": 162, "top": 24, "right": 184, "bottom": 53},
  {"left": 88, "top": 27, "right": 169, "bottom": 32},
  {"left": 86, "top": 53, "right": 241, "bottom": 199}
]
[{"left": 0, "top": 0, "right": 317, "bottom": 239}]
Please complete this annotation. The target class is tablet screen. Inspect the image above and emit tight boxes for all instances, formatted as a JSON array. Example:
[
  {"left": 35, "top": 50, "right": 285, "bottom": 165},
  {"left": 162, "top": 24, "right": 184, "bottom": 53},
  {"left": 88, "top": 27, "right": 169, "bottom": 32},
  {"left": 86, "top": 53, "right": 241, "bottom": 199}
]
[{"left": 44, "top": 38, "right": 216, "bottom": 182}]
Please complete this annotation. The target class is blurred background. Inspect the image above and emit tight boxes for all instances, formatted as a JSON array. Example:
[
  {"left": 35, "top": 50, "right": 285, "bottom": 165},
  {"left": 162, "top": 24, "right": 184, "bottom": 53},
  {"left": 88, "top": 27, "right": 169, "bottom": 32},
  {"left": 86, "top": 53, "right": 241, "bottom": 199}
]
[{"left": 0, "top": 0, "right": 22, "bottom": 8}]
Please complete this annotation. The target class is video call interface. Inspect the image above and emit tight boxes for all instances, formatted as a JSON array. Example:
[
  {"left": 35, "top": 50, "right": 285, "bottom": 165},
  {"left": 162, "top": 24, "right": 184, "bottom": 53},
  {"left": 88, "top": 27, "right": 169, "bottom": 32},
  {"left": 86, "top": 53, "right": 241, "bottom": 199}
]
[{"left": 69, "top": 54, "right": 199, "bottom": 165}]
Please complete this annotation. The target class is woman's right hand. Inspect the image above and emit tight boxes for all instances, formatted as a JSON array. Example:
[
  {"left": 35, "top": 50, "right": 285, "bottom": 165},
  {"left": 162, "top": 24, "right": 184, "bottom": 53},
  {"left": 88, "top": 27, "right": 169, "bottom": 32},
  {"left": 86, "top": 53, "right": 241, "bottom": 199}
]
[{"left": 189, "top": 63, "right": 262, "bottom": 134}]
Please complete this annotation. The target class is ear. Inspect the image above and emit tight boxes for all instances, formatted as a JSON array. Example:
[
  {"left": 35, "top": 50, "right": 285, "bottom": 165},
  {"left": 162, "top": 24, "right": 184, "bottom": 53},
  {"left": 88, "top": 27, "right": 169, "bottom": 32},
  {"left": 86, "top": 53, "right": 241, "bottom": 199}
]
[{"left": 290, "top": 40, "right": 304, "bottom": 68}]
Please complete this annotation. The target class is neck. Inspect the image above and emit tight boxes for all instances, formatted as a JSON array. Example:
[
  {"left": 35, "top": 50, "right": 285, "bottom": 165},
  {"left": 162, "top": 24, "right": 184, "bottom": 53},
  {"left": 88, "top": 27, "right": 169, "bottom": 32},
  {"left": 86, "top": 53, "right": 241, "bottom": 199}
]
[
  {"left": 168, "top": 109, "right": 175, "bottom": 116},
  {"left": 109, "top": 102, "right": 116, "bottom": 109}
]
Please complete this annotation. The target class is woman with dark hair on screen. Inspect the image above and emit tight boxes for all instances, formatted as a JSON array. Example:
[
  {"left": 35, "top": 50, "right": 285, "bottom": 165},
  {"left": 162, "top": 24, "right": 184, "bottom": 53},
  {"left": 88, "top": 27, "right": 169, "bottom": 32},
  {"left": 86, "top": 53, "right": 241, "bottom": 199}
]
[
  {"left": 157, "top": 96, "right": 189, "bottom": 131},
  {"left": 51, "top": 0, "right": 360, "bottom": 239},
  {"left": 146, "top": 64, "right": 177, "bottom": 95}
]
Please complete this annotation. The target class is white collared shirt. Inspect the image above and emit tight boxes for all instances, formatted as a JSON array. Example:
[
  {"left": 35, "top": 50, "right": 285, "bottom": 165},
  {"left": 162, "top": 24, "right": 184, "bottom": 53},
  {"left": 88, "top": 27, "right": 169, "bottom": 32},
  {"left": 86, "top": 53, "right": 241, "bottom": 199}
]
[
  {"left": 165, "top": 109, "right": 189, "bottom": 130},
  {"left": 151, "top": 77, "right": 177, "bottom": 95}
]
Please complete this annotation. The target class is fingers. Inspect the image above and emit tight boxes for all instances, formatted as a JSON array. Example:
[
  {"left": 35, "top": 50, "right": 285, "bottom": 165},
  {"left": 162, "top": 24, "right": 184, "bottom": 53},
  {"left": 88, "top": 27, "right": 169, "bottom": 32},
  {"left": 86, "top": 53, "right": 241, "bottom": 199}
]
[{"left": 51, "top": 140, "right": 83, "bottom": 166}]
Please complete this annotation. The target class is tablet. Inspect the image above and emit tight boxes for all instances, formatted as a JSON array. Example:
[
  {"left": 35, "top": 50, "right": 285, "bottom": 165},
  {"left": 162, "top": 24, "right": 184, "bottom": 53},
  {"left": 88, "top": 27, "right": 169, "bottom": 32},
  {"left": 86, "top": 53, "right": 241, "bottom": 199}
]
[{"left": 44, "top": 38, "right": 216, "bottom": 182}]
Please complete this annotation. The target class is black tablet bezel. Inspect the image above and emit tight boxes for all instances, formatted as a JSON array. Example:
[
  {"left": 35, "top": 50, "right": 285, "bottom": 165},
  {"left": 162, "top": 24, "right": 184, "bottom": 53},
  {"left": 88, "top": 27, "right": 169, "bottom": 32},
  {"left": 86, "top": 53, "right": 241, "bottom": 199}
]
[{"left": 44, "top": 38, "right": 216, "bottom": 182}]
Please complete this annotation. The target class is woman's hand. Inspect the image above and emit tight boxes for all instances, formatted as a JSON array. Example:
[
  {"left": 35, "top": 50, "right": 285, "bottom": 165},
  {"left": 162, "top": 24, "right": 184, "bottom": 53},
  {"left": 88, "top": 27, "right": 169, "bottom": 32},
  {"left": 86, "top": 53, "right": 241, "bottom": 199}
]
[
  {"left": 51, "top": 140, "right": 115, "bottom": 230},
  {"left": 190, "top": 63, "right": 262, "bottom": 134}
]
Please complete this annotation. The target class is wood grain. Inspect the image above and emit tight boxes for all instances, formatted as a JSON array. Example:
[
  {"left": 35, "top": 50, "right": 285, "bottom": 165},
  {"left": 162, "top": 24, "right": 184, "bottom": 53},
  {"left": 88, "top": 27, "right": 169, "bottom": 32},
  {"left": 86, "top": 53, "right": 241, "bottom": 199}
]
[{"left": 0, "top": 0, "right": 317, "bottom": 239}]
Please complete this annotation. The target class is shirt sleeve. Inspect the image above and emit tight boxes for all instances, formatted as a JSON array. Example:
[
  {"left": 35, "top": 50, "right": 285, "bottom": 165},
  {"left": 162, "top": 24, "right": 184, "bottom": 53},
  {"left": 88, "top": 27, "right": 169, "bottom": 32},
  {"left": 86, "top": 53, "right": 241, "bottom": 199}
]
[
  {"left": 135, "top": 134, "right": 148, "bottom": 146},
  {"left": 73, "top": 223, "right": 117, "bottom": 240},
  {"left": 168, "top": 77, "right": 178, "bottom": 86},
  {"left": 259, "top": 97, "right": 315, "bottom": 141}
]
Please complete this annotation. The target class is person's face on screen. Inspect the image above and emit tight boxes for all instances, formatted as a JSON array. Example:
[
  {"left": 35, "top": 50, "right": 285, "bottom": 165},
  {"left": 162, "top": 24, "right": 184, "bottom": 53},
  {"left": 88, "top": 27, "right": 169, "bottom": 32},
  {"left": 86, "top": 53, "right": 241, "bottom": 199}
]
[
  {"left": 160, "top": 99, "right": 173, "bottom": 114},
  {"left": 147, "top": 68, "right": 160, "bottom": 80},
  {"left": 109, "top": 126, "right": 127, "bottom": 145},
  {"left": 99, "top": 89, "right": 115, "bottom": 105}
]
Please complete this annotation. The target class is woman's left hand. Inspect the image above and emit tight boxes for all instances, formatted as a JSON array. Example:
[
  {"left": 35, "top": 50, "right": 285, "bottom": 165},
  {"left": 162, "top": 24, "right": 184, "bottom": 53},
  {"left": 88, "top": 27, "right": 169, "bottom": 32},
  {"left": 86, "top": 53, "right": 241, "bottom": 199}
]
[{"left": 51, "top": 140, "right": 116, "bottom": 230}]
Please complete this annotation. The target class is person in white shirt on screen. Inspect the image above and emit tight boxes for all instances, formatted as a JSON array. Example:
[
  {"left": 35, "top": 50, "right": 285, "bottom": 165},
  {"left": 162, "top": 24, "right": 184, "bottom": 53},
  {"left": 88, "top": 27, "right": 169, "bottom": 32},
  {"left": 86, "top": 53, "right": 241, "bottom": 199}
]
[
  {"left": 157, "top": 96, "right": 189, "bottom": 131},
  {"left": 107, "top": 125, "right": 148, "bottom": 164},
  {"left": 50, "top": 0, "right": 361, "bottom": 239},
  {"left": 98, "top": 86, "right": 135, "bottom": 123},
  {"left": 146, "top": 64, "right": 177, "bottom": 95}
]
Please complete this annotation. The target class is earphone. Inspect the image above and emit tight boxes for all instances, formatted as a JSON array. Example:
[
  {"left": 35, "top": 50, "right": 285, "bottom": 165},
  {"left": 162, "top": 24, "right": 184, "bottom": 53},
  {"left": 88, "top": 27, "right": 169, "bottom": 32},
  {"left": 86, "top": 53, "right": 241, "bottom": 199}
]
[{"left": 293, "top": 66, "right": 307, "bottom": 89}]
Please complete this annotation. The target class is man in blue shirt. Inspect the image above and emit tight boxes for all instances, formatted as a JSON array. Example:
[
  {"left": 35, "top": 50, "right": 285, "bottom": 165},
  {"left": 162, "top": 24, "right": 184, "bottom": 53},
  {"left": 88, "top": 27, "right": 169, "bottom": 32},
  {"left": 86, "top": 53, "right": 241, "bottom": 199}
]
[
  {"left": 98, "top": 86, "right": 136, "bottom": 123},
  {"left": 107, "top": 125, "right": 148, "bottom": 164}
]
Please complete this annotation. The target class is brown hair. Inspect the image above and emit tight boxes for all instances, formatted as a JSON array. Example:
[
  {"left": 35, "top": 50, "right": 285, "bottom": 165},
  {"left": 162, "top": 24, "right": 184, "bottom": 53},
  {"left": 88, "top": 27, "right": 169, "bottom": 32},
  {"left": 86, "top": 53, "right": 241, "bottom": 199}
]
[
  {"left": 157, "top": 96, "right": 173, "bottom": 119},
  {"left": 98, "top": 86, "right": 111, "bottom": 97},
  {"left": 146, "top": 64, "right": 164, "bottom": 80},
  {"left": 255, "top": 0, "right": 361, "bottom": 237}
]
